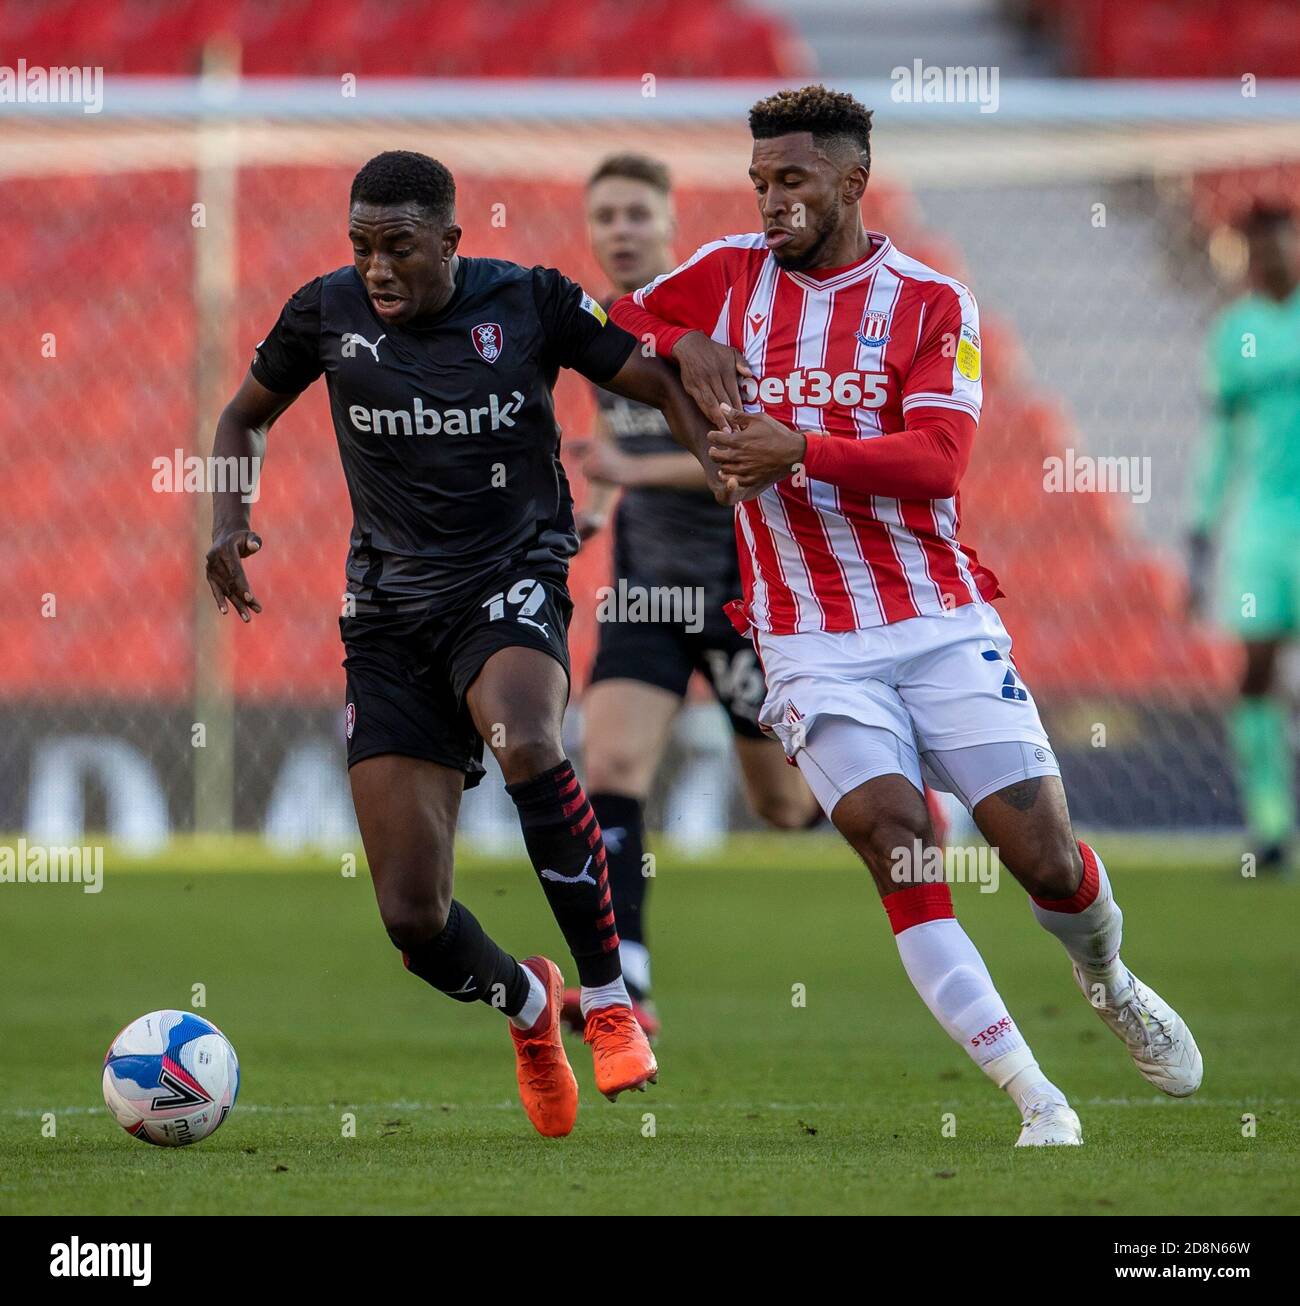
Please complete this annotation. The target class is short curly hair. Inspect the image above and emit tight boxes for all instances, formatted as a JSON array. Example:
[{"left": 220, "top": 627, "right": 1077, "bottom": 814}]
[
  {"left": 749, "top": 84, "right": 872, "bottom": 170},
  {"left": 350, "top": 150, "right": 455, "bottom": 223}
]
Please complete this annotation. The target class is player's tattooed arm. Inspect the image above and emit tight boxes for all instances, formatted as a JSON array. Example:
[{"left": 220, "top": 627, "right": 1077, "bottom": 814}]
[
  {"left": 598, "top": 351, "right": 736, "bottom": 503},
  {"left": 205, "top": 371, "right": 297, "bottom": 622}
]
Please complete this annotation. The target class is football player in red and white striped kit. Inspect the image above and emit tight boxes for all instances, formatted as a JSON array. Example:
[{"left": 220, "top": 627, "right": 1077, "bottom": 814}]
[{"left": 611, "top": 85, "right": 1202, "bottom": 1146}]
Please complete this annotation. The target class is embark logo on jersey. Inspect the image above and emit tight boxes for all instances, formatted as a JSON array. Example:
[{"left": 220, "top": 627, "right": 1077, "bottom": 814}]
[
  {"left": 471, "top": 322, "right": 503, "bottom": 363},
  {"left": 348, "top": 391, "right": 526, "bottom": 437},
  {"left": 855, "top": 307, "right": 891, "bottom": 348},
  {"left": 740, "top": 368, "right": 889, "bottom": 410},
  {"left": 956, "top": 323, "right": 981, "bottom": 381}
]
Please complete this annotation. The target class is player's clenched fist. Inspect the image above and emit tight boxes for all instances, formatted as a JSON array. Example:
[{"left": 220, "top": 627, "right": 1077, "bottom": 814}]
[
  {"left": 205, "top": 529, "right": 264, "bottom": 622},
  {"left": 708, "top": 405, "right": 806, "bottom": 502},
  {"left": 671, "top": 331, "right": 755, "bottom": 429}
]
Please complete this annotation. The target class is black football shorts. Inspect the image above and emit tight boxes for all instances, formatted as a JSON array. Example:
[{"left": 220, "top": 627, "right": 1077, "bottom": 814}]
[
  {"left": 588, "top": 604, "right": 767, "bottom": 740},
  {"left": 340, "top": 567, "right": 573, "bottom": 787}
]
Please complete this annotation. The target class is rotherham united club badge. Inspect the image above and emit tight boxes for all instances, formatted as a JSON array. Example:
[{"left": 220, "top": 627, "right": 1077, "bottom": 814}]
[
  {"left": 471, "top": 322, "right": 503, "bottom": 363},
  {"left": 345, "top": 702, "right": 356, "bottom": 740}
]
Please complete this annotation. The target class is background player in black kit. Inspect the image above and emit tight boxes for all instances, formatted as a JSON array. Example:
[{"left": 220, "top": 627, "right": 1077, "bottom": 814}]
[
  {"left": 204, "top": 151, "right": 721, "bottom": 1138},
  {"left": 570, "top": 154, "right": 820, "bottom": 1034}
]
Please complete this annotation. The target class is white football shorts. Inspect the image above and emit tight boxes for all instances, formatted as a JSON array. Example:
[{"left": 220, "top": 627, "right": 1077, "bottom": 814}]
[{"left": 754, "top": 601, "right": 1061, "bottom": 817}]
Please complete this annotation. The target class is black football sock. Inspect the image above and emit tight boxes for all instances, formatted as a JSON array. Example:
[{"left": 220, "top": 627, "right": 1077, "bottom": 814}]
[
  {"left": 396, "top": 900, "right": 531, "bottom": 1017},
  {"left": 506, "top": 760, "right": 621, "bottom": 987},
  {"left": 589, "top": 792, "right": 648, "bottom": 947},
  {"left": 591, "top": 792, "right": 651, "bottom": 1000}
]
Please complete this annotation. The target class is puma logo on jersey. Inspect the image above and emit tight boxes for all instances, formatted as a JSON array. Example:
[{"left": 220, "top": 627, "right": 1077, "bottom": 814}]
[
  {"left": 740, "top": 368, "right": 889, "bottom": 410},
  {"left": 342, "top": 331, "right": 386, "bottom": 362},
  {"left": 538, "top": 855, "right": 597, "bottom": 887},
  {"left": 348, "top": 390, "right": 526, "bottom": 437}
]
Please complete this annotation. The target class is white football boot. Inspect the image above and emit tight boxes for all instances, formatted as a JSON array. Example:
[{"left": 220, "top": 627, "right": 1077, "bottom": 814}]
[
  {"left": 1015, "top": 1100, "right": 1083, "bottom": 1147},
  {"left": 1074, "top": 965, "right": 1203, "bottom": 1097}
]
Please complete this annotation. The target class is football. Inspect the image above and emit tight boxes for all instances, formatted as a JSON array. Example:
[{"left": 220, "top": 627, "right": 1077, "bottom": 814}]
[{"left": 101, "top": 1011, "right": 240, "bottom": 1147}]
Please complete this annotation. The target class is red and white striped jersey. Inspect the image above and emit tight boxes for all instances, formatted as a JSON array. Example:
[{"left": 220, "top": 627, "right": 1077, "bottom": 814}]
[{"left": 618, "top": 230, "right": 1001, "bottom": 636}]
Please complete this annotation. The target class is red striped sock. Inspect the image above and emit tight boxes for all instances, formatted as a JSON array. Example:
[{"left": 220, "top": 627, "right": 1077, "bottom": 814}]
[{"left": 507, "top": 760, "right": 621, "bottom": 986}]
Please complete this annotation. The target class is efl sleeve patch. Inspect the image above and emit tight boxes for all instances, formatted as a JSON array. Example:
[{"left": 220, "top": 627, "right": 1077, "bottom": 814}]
[
  {"left": 956, "top": 323, "right": 981, "bottom": 381},
  {"left": 580, "top": 291, "right": 608, "bottom": 327}
]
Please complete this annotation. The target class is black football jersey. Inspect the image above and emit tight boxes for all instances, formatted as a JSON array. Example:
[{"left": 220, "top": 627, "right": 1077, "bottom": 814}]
[
  {"left": 592, "top": 327, "right": 740, "bottom": 624},
  {"left": 251, "top": 258, "right": 636, "bottom": 612}
]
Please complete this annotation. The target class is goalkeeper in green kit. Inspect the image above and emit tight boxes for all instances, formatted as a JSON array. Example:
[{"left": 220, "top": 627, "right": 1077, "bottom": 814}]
[{"left": 1189, "top": 201, "right": 1300, "bottom": 874}]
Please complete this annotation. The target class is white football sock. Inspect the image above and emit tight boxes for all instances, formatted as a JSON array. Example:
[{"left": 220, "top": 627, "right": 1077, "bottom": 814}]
[
  {"left": 580, "top": 975, "right": 632, "bottom": 1018},
  {"left": 990, "top": 1046, "right": 1069, "bottom": 1114},
  {"left": 508, "top": 966, "right": 548, "bottom": 1031},
  {"left": 895, "top": 917, "right": 1065, "bottom": 1109},
  {"left": 1031, "top": 841, "right": 1126, "bottom": 1001},
  {"left": 618, "top": 940, "right": 652, "bottom": 996}
]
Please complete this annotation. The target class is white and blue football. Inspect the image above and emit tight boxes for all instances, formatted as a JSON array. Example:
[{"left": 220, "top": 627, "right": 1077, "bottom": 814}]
[{"left": 102, "top": 1010, "right": 240, "bottom": 1146}]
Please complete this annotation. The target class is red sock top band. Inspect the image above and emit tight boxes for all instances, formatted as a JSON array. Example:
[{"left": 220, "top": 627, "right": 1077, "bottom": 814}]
[
  {"left": 883, "top": 883, "right": 955, "bottom": 935},
  {"left": 1031, "top": 840, "right": 1101, "bottom": 914}
]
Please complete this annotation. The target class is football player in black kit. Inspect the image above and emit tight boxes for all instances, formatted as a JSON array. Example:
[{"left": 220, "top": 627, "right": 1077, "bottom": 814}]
[
  {"left": 204, "top": 151, "right": 723, "bottom": 1138},
  {"left": 568, "top": 155, "right": 820, "bottom": 1035}
]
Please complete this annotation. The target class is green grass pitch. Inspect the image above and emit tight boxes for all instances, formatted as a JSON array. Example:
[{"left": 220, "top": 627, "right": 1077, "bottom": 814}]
[{"left": 1, "top": 834, "right": 1295, "bottom": 1215}]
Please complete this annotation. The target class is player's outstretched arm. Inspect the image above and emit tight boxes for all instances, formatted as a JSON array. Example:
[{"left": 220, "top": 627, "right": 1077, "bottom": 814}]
[
  {"left": 610, "top": 294, "right": 753, "bottom": 430},
  {"left": 204, "top": 371, "right": 297, "bottom": 622},
  {"left": 580, "top": 439, "right": 709, "bottom": 496},
  {"left": 598, "top": 350, "right": 738, "bottom": 503}
]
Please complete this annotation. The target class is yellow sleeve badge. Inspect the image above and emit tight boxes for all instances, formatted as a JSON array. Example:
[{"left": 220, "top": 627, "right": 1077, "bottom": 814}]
[{"left": 956, "top": 323, "right": 981, "bottom": 381}]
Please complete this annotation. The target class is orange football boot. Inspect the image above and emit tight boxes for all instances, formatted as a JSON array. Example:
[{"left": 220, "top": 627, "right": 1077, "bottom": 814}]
[
  {"left": 510, "top": 956, "right": 579, "bottom": 1137},
  {"left": 562, "top": 987, "right": 661, "bottom": 1041},
  {"left": 584, "top": 1005, "right": 659, "bottom": 1101}
]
